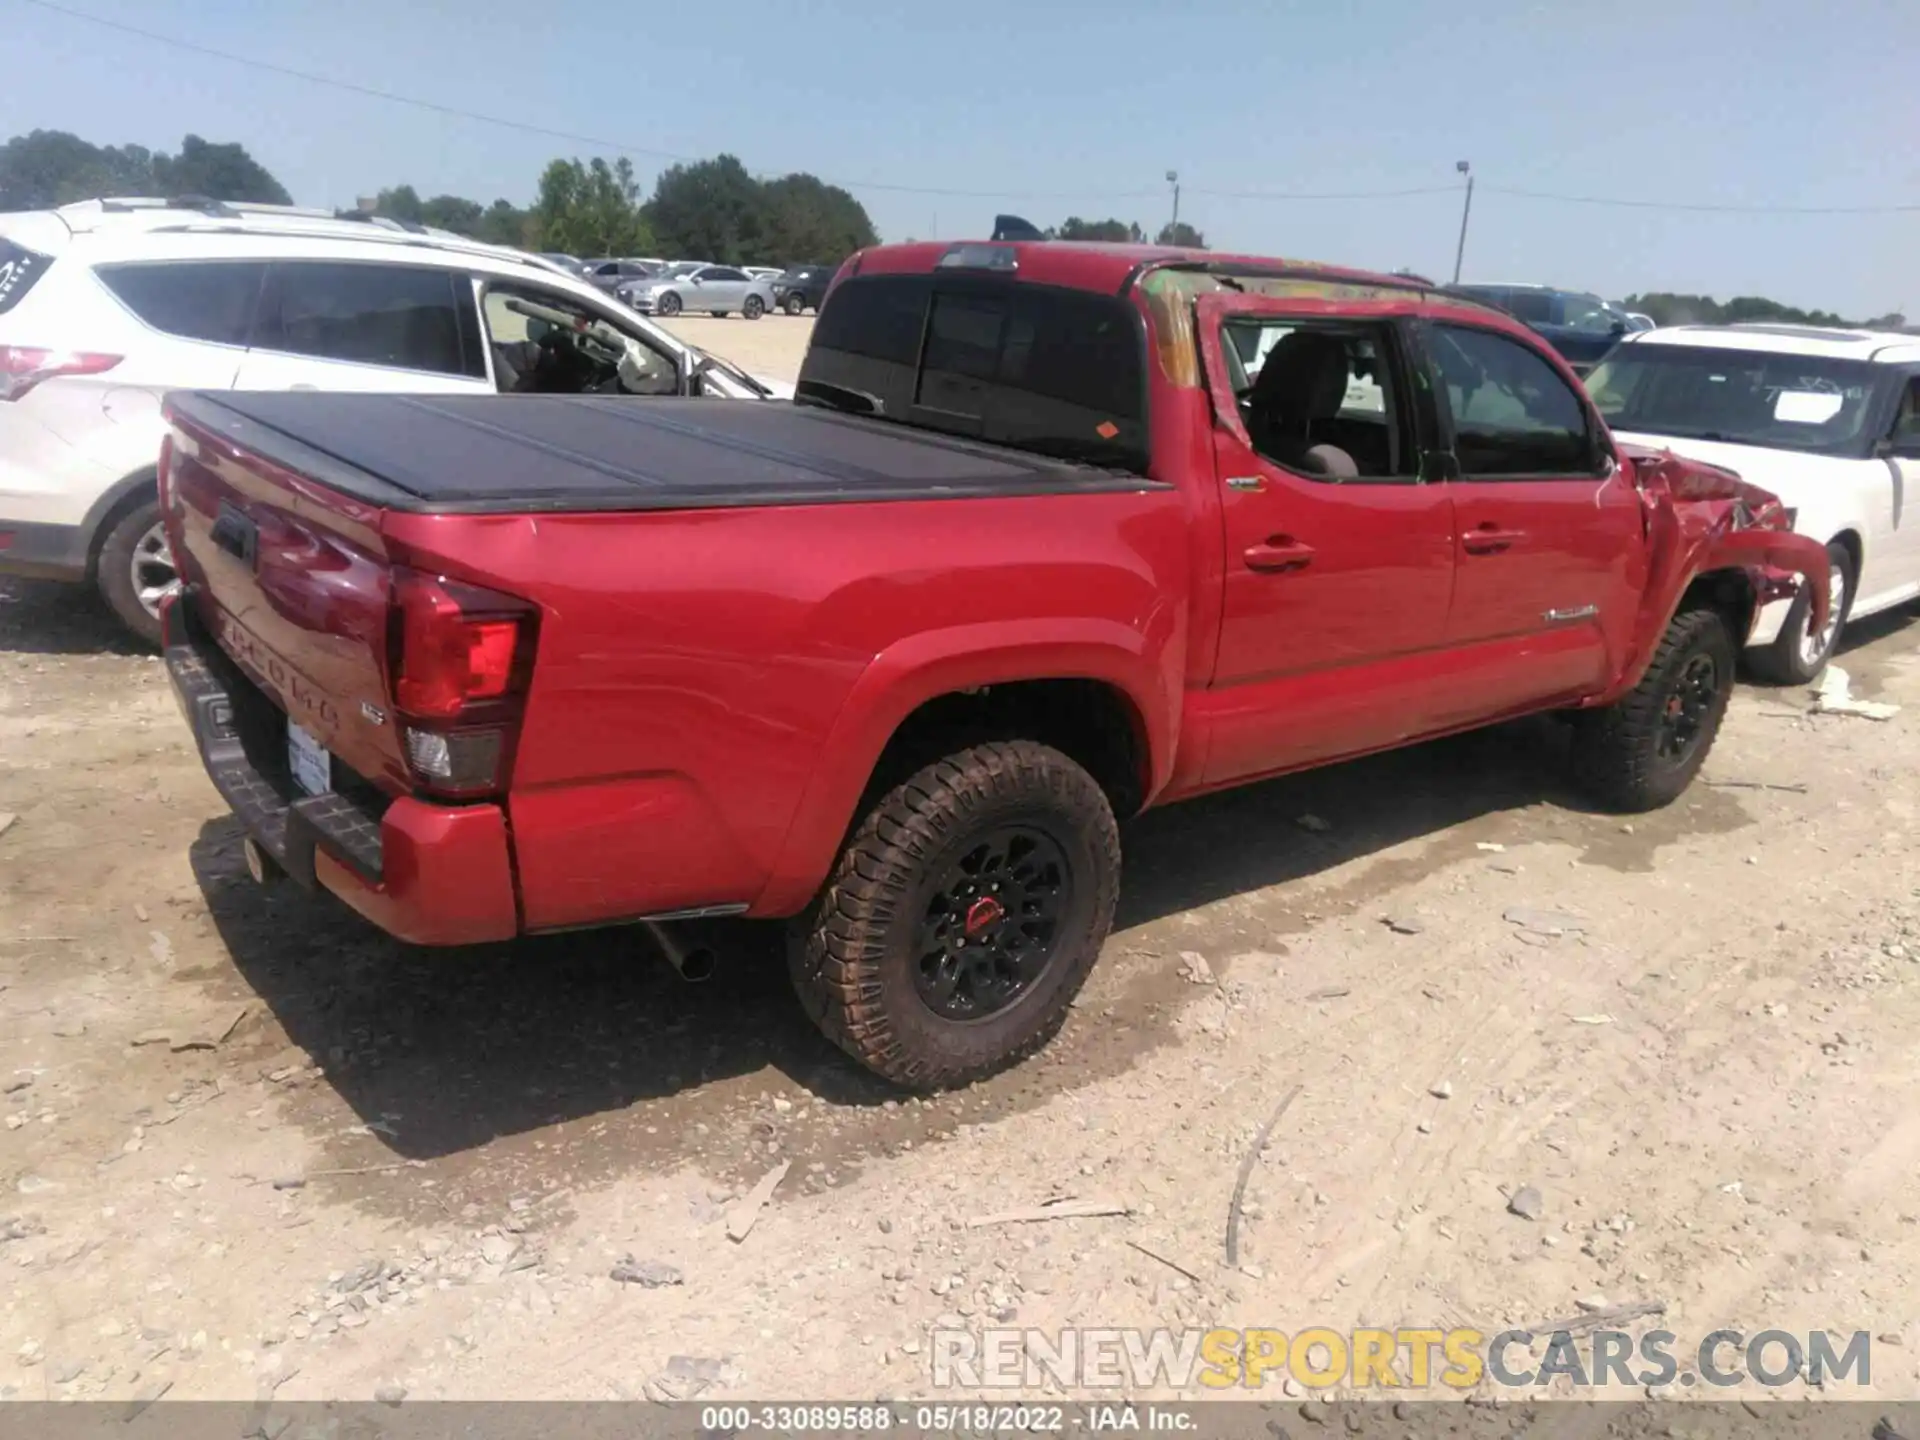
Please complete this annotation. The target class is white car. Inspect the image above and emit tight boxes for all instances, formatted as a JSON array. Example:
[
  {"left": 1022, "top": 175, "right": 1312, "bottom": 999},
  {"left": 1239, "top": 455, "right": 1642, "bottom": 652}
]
[
  {"left": 619, "top": 263, "right": 777, "bottom": 319},
  {"left": 0, "top": 198, "right": 785, "bottom": 643},
  {"left": 1589, "top": 323, "right": 1920, "bottom": 682}
]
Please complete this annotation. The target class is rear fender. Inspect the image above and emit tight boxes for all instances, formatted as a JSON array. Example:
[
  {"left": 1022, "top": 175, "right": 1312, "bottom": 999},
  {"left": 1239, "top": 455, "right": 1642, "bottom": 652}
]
[
  {"left": 1606, "top": 448, "right": 1830, "bottom": 699},
  {"left": 753, "top": 620, "right": 1176, "bottom": 916}
]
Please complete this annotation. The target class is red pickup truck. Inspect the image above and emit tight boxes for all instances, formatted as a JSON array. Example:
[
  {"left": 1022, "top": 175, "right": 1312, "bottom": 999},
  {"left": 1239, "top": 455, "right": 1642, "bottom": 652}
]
[{"left": 157, "top": 240, "right": 1828, "bottom": 1090}]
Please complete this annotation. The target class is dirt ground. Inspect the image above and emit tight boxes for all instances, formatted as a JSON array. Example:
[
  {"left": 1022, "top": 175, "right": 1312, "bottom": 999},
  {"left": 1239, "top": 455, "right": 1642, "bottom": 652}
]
[
  {"left": 6, "top": 340, "right": 1920, "bottom": 1404},
  {"left": 661, "top": 312, "right": 815, "bottom": 385}
]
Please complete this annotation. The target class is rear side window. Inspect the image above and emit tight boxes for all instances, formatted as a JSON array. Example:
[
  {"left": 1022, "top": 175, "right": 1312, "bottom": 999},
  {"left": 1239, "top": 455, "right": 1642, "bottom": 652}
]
[
  {"left": 255, "top": 262, "right": 479, "bottom": 377},
  {"left": 96, "top": 262, "right": 266, "bottom": 346},
  {"left": 802, "top": 274, "right": 1147, "bottom": 471},
  {"left": 0, "top": 239, "right": 53, "bottom": 316}
]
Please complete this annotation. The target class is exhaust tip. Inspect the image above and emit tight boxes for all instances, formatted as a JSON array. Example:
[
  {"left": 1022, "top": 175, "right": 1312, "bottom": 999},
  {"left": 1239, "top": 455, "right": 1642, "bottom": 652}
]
[{"left": 677, "top": 947, "right": 716, "bottom": 983}]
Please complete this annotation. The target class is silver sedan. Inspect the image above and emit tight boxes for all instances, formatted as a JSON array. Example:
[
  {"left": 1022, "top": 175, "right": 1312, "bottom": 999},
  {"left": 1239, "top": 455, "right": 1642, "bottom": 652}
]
[{"left": 619, "top": 264, "right": 775, "bottom": 319}]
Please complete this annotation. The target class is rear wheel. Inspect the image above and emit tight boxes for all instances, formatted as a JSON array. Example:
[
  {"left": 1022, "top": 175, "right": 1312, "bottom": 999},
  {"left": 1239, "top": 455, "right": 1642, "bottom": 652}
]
[
  {"left": 96, "top": 496, "right": 173, "bottom": 646},
  {"left": 1746, "top": 540, "right": 1852, "bottom": 685},
  {"left": 1570, "top": 606, "right": 1736, "bottom": 812},
  {"left": 743, "top": 294, "right": 766, "bottom": 320},
  {"left": 790, "top": 740, "right": 1120, "bottom": 1090},
  {"left": 783, "top": 293, "right": 807, "bottom": 316}
]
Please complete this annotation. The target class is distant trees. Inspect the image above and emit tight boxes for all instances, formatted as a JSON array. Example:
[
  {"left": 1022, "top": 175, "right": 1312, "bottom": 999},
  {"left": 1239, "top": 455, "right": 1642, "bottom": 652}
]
[
  {"left": 1625, "top": 292, "right": 1910, "bottom": 332},
  {"left": 1055, "top": 217, "right": 1146, "bottom": 243},
  {"left": 0, "top": 129, "right": 290, "bottom": 209},
  {"left": 1155, "top": 221, "right": 1207, "bottom": 248}
]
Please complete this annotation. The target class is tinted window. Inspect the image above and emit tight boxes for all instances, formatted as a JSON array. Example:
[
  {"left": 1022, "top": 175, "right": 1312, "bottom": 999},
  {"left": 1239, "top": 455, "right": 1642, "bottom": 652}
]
[
  {"left": 97, "top": 262, "right": 265, "bottom": 346},
  {"left": 703, "top": 267, "right": 748, "bottom": 282},
  {"left": 800, "top": 274, "right": 1147, "bottom": 471},
  {"left": 1500, "top": 289, "right": 1555, "bottom": 324},
  {"left": 1429, "top": 323, "right": 1591, "bottom": 475},
  {"left": 257, "top": 263, "right": 474, "bottom": 376},
  {"left": 1587, "top": 344, "right": 1884, "bottom": 458},
  {"left": 0, "top": 239, "right": 53, "bottom": 316}
]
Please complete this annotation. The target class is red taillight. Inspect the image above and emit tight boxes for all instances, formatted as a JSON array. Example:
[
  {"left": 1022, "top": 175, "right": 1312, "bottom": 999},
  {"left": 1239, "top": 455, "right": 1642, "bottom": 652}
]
[
  {"left": 0, "top": 346, "right": 122, "bottom": 402},
  {"left": 389, "top": 567, "right": 538, "bottom": 797}
]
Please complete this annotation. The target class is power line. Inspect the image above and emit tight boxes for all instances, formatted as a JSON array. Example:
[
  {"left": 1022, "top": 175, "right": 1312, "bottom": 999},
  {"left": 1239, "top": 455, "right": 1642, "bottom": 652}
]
[
  {"left": 16, "top": 0, "right": 1920, "bottom": 218},
  {"left": 12, "top": 0, "right": 1161, "bottom": 202},
  {"left": 1482, "top": 183, "right": 1920, "bottom": 216}
]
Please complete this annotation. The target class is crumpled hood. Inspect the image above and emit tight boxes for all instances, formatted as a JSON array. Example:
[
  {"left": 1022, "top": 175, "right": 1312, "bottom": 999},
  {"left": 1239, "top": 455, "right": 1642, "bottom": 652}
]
[
  {"left": 1613, "top": 431, "right": 1859, "bottom": 511},
  {"left": 1616, "top": 440, "right": 1782, "bottom": 520}
]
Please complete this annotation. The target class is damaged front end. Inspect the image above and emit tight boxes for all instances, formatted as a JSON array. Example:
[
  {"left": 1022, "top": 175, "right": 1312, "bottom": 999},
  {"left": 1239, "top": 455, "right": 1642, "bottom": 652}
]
[{"left": 1621, "top": 443, "right": 1830, "bottom": 664}]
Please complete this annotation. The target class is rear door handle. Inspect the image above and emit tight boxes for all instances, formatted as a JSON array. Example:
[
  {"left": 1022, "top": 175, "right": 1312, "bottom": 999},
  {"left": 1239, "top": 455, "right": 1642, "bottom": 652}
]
[
  {"left": 1244, "top": 538, "right": 1316, "bottom": 573},
  {"left": 1462, "top": 524, "right": 1527, "bottom": 555}
]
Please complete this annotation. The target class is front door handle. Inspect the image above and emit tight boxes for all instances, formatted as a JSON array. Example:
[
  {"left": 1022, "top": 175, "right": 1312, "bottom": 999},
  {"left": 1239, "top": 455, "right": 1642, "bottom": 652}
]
[
  {"left": 1244, "top": 537, "right": 1316, "bottom": 573},
  {"left": 1462, "top": 523, "right": 1527, "bottom": 555}
]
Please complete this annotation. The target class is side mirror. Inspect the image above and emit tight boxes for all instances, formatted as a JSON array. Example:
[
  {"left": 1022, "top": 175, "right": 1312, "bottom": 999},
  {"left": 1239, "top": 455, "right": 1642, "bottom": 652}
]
[{"left": 688, "top": 274, "right": 703, "bottom": 285}]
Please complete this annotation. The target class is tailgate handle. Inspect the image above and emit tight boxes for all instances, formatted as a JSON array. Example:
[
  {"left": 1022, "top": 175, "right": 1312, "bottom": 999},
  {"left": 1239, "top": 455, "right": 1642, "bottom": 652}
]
[{"left": 211, "top": 503, "right": 258, "bottom": 565}]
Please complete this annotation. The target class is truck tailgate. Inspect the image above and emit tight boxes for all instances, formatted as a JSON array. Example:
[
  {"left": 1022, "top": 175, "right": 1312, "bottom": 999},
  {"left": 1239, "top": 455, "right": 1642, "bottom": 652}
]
[{"left": 163, "top": 399, "right": 410, "bottom": 799}]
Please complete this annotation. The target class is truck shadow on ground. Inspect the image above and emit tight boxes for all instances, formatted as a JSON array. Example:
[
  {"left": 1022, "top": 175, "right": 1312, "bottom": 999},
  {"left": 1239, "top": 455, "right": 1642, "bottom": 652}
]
[{"left": 189, "top": 711, "right": 1659, "bottom": 1176}]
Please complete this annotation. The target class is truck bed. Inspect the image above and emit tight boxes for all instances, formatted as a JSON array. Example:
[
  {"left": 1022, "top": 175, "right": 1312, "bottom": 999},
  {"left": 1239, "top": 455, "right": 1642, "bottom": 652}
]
[{"left": 165, "top": 392, "right": 1163, "bottom": 515}]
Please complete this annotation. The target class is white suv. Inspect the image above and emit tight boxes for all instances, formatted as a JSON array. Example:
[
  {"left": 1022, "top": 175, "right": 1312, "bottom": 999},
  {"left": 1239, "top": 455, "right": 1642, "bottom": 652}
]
[
  {"left": 0, "top": 198, "right": 787, "bottom": 642},
  {"left": 1589, "top": 324, "right": 1920, "bottom": 683}
]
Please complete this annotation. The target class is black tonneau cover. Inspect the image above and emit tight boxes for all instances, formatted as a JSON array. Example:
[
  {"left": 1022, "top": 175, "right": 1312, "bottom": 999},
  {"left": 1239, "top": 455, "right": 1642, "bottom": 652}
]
[{"left": 166, "top": 392, "right": 1164, "bottom": 515}]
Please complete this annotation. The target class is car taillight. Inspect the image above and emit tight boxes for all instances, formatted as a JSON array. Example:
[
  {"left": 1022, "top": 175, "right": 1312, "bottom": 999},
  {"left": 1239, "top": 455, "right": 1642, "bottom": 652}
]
[
  {"left": 388, "top": 567, "right": 538, "bottom": 798},
  {"left": 0, "top": 346, "right": 122, "bottom": 402}
]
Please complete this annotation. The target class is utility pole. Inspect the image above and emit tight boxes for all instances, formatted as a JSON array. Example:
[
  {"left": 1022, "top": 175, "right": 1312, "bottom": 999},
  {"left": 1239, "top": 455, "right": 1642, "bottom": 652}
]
[
  {"left": 1451, "top": 160, "right": 1474, "bottom": 285},
  {"left": 1166, "top": 170, "right": 1180, "bottom": 241}
]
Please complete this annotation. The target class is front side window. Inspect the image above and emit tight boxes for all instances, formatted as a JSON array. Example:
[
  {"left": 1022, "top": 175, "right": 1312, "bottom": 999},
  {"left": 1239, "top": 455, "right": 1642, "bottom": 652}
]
[
  {"left": 1428, "top": 323, "right": 1592, "bottom": 475},
  {"left": 1587, "top": 345, "right": 1885, "bottom": 458},
  {"left": 96, "top": 261, "right": 266, "bottom": 346},
  {"left": 1220, "top": 318, "right": 1413, "bottom": 482},
  {"left": 479, "top": 283, "right": 676, "bottom": 395},
  {"left": 702, "top": 266, "right": 748, "bottom": 282},
  {"left": 257, "top": 263, "right": 476, "bottom": 376},
  {"left": 800, "top": 274, "right": 1148, "bottom": 472}
]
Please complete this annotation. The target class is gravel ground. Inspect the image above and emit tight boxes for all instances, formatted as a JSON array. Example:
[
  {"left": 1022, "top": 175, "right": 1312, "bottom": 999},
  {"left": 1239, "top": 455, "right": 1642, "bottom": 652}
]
[{"left": 6, "top": 380, "right": 1920, "bottom": 1403}]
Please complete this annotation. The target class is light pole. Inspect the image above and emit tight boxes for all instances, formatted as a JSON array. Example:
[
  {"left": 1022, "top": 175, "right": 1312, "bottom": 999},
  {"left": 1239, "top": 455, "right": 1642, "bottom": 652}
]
[
  {"left": 1166, "top": 170, "right": 1180, "bottom": 242},
  {"left": 1451, "top": 160, "right": 1474, "bottom": 285}
]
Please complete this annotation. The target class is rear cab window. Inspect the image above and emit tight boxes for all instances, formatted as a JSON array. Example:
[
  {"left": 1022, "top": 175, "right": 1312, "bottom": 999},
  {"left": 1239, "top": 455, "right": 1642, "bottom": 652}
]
[
  {"left": 0, "top": 238, "right": 54, "bottom": 316},
  {"left": 800, "top": 273, "right": 1148, "bottom": 472}
]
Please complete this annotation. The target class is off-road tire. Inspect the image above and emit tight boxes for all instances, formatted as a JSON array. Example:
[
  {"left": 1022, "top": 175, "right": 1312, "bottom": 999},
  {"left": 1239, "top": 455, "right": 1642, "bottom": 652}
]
[
  {"left": 656, "top": 291, "right": 683, "bottom": 317},
  {"left": 1570, "top": 606, "right": 1736, "bottom": 813},
  {"left": 790, "top": 740, "right": 1120, "bottom": 1090},
  {"left": 96, "top": 494, "right": 168, "bottom": 647},
  {"left": 1746, "top": 540, "right": 1852, "bottom": 685},
  {"left": 783, "top": 293, "right": 807, "bottom": 316},
  {"left": 743, "top": 294, "right": 766, "bottom": 320}
]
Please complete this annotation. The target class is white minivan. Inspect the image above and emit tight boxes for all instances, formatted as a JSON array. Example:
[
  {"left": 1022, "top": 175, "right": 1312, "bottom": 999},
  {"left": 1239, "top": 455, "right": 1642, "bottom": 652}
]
[
  {"left": 1588, "top": 324, "right": 1920, "bottom": 682},
  {"left": 0, "top": 198, "right": 788, "bottom": 642}
]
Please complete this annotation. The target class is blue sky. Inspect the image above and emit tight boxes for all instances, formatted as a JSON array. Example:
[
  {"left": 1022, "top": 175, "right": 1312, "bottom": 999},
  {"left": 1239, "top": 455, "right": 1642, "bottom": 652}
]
[{"left": 5, "top": 0, "right": 1915, "bottom": 317}]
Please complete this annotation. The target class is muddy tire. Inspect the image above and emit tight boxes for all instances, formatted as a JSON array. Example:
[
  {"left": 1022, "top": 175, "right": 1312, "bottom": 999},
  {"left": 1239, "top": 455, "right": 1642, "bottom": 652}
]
[
  {"left": 1570, "top": 606, "right": 1736, "bottom": 813},
  {"left": 790, "top": 740, "right": 1120, "bottom": 1090},
  {"left": 95, "top": 493, "right": 171, "bottom": 647},
  {"left": 1746, "top": 540, "right": 1852, "bottom": 686}
]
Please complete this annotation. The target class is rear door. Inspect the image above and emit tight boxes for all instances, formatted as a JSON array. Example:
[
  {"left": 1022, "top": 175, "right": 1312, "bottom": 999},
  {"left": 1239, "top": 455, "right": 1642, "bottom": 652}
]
[
  {"left": 695, "top": 266, "right": 750, "bottom": 311},
  {"left": 1193, "top": 293, "right": 1458, "bottom": 784},
  {"left": 233, "top": 260, "right": 492, "bottom": 394},
  {"left": 1417, "top": 316, "right": 1644, "bottom": 720}
]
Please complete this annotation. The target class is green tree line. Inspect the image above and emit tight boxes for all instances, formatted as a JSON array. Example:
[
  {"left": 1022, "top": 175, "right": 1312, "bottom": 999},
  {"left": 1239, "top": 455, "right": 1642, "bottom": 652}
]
[{"left": 1624, "top": 291, "right": 1908, "bottom": 332}]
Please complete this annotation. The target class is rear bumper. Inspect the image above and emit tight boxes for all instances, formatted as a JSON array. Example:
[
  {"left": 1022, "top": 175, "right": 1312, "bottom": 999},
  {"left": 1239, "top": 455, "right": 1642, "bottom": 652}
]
[
  {"left": 163, "top": 597, "right": 519, "bottom": 946},
  {"left": 0, "top": 520, "right": 87, "bottom": 581}
]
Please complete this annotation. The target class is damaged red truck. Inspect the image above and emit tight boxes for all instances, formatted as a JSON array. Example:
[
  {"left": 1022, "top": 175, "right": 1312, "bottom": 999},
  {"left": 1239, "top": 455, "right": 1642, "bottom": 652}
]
[{"left": 157, "top": 240, "right": 1828, "bottom": 1089}]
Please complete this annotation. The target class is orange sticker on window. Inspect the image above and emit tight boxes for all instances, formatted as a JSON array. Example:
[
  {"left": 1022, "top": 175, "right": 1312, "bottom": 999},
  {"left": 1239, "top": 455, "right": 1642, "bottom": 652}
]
[{"left": 1096, "top": 421, "right": 1119, "bottom": 439}]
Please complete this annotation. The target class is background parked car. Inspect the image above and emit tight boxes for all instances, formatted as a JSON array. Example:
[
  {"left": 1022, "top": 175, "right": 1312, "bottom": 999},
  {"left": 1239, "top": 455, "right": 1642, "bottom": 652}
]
[
  {"left": 618, "top": 263, "right": 774, "bottom": 318},
  {"left": 1589, "top": 322, "right": 1920, "bottom": 682},
  {"left": 1625, "top": 311, "right": 1657, "bottom": 333},
  {"left": 771, "top": 263, "right": 838, "bottom": 315},
  {"left": 0, "top": 199, "right": 784, "bottom": 642},
  {"left": 1447, "top": 282, "right": 1631, "bottom": 374},
  {"left": 744, "top": 266, "right": 783, "bottom": 283},
  {"left": 583, "top": 257, "right": 662, "bottom": 293},
  {"left": 534, "top": 252, "right": 588, "bottom": 276}
]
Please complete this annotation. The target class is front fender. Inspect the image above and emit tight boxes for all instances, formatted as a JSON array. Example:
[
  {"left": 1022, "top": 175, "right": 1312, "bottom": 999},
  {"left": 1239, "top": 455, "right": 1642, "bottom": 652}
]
[{"left": 752, "top": 619, "right": 1179, "bottom": 916}]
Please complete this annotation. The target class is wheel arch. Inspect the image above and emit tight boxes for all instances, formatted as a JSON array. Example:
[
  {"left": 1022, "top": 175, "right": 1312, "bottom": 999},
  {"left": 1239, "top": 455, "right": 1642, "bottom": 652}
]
[
  {"left": 79, "top": 465, "right": 160, "bottom": 580},
  {"left": 754, "top": 625, "right": 1175, "bottom": 916}
]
